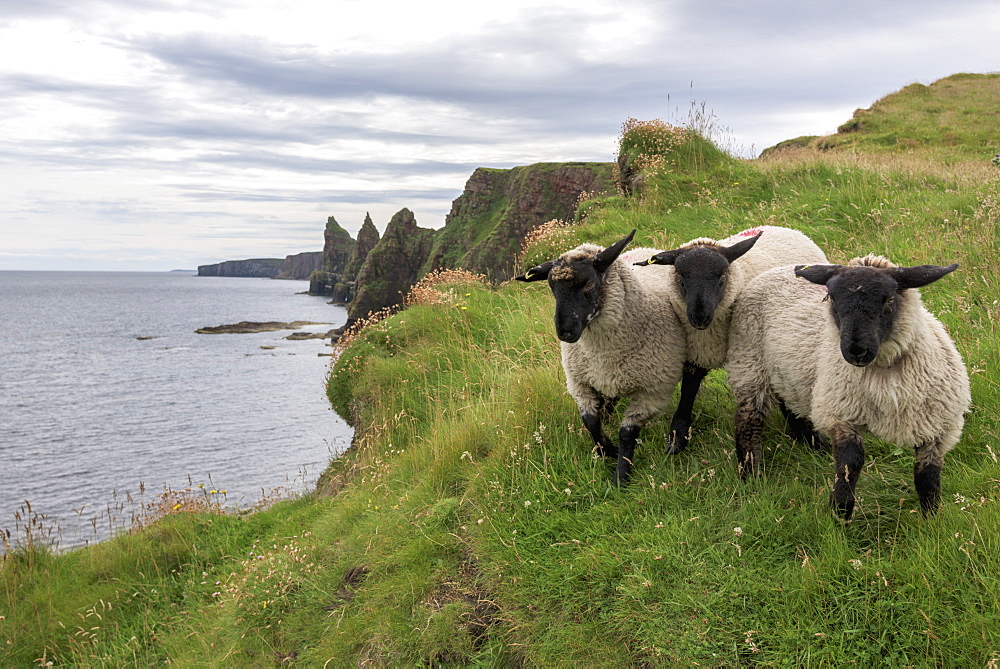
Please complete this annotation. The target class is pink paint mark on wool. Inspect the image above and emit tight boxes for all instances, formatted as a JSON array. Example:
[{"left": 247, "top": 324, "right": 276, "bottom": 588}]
[{"left": 737, "top": 227, "right": 764, "bottom": 237}]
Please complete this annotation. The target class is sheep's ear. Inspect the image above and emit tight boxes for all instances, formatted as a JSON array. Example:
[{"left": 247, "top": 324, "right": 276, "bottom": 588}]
[
  {"left": 636, "top": 248, "right": 682, "bottom": 267},
  {"left": 720, "top": 231, "right": 762, "bottom": 263},
  {"left": 890, "top": 263, "right": 958, "bottom": 290},
  {"left": 515, "top": 260, "right": 555, "bottom": 282},
  {"left": 594, "top": 229, "right": 636, "bottom": 273},
  {"left": 795, "top": 264, "right": 842, "bottom": 285}
]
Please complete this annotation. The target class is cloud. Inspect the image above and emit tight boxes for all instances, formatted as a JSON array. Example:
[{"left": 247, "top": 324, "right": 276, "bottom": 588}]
[{"left": 1, "top": 0, "right": 997, "bottom": 270}]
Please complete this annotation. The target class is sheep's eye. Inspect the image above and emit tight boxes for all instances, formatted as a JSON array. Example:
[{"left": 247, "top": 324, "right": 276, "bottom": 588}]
[{"left": 886, "top": 295, "right": 895, "bottom": 305}]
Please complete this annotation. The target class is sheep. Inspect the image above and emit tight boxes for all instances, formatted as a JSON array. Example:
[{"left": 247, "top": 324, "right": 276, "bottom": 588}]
[
  {"left": 515, "top": 229, "right": 686, "bottom": 485},
  {"left": 725, "top": 254, "right": 971, "bottom": 519},
  {"left": 634, "top": 225, "right": 829, "bottom": 454}
]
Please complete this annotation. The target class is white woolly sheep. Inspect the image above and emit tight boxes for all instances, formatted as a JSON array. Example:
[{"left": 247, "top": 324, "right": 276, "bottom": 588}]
[
  {"left": 725, "top": 255, "right": 971, "bottom": 519},
  {"left": 515, "top": 230, "right": 686, "bottom": 485},
  {"left": 634, "top": 225, "right": 829, "bottom": 453}
]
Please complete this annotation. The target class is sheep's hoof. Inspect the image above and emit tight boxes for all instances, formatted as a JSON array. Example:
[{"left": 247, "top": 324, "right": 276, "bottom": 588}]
[
  {"left": 613, "top": 461, "right": 632, "bottom": 486},
  {"left": 666, "top": 426, "right": 692, "bottom": 455},
  {"left": 665, "top": 432, "right": 688, "bottom": 455},
  {"left": 595, "top": 443, "right": 618, "bottom": 459},
  {"left": 918, "top": 498, "right": 940, "bottom": 517},
  {"left": 737, "top": 454, "right": 762, "bottom": 480},
  {"left": 830, "top": 491, "right": 855, "bottom": 521}
]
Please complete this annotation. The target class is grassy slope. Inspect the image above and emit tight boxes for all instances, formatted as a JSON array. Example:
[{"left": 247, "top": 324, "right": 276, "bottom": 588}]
[
  {"left": 766, "top": 72, "right": 1000, "bottom": 158},
  {"left": 4, "top": 78, "right": 1000, "bottom": 666}
]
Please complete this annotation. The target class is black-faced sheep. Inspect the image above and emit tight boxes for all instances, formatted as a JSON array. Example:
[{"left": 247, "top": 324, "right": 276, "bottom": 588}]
[
  {"left": 725, "top": 255, "right": 971, "bottom": 519},
  {"left": 515, "top": 230, "right": 685, "bottom": 485},
  {"left": 634, "top": 225, "right": 829, "bottom": 454}
]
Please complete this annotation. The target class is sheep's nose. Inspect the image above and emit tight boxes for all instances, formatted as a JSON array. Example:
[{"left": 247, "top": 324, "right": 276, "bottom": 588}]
[
  {"left": 844, "top": 342, "right": 875, "bottom": 366},
  {"left": 689, "top": 314, "right": 713, "bottom": 330},
  {"left": 558, "top": 328, "right": 580, "bottom": 343}
]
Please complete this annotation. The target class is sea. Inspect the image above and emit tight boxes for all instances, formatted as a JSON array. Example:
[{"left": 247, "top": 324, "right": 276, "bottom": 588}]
[{"left": 0, "top": 270, "right": 353, "bottom": 549}]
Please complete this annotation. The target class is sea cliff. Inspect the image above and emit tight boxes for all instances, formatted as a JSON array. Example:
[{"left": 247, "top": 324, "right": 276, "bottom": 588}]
[
  {"left": 197, "top": 258, "right": 284, "bottom": 278},
  {"left": 317, "top": 161, "right": 614, "bottom": 323}
]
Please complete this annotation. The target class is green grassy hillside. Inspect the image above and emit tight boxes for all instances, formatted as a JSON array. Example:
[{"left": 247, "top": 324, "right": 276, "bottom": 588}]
[
  {"left": 764, "top": 72, "right": 1000, "bottom": 159},
  {"left": 3, "top": 75, "right": 1000, "bottom": 666}
]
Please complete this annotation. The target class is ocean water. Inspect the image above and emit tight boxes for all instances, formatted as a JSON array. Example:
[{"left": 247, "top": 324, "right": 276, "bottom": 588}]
[{"left": 0, "top": 271, "right": 353, "bottom": 548}]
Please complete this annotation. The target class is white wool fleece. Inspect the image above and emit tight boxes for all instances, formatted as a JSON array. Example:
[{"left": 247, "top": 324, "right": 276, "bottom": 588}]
[
  {"left": 663, "top": 225, "right": 828, "bottom": 370},
  {"left": 726, "top": 257, "right": 971, "bottom": 463},
  {"left": 560, "top": 245, "right": 686, "bottom": 427}
]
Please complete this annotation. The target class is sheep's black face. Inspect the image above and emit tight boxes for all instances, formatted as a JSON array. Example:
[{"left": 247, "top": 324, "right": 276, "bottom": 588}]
[
  {"left": 797, "top": 260, "right": 958, "bottom": 368},
  {"left": 672, "top": 248, "right": 731, "bottom": 330},
  {"left": 638, "top": 232, "right": 760, "bottom": 330},
  {"left": 549, "top": 261, "right": 602, "bottom": 343},
  {"left": 824, "top": 269, "right": 900, "bottom": 367},
  {"left": 514, "top": 228, "right": 636, "bottom": 343}
]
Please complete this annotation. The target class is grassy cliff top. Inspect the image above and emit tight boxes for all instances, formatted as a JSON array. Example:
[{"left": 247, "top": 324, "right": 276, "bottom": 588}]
[
  {"left": 4, "top": 74, "right": 1000, "bottom": 666},
  {"left": 764, "top": 72, "right": 1000, "bottom": 158}
]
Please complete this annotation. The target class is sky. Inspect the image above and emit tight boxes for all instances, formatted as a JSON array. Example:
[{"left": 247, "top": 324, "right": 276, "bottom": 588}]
[{"left": 1, "top": 0, "right": 997, "bottom": 271}]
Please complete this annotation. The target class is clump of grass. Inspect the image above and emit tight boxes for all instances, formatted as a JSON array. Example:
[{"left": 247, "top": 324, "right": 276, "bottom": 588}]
[
  {"left": 1, "top": 500, "right": 61, "bottom": 569},
  {"left": 404, "top": 268, "right": 487, "bottom": 307},
  {"left": 615, "top": 118, "right": 694, "bottom": 195},
  {"left": 516, "top": 218, "right": 576, "bottom": 268},
  {"left": 328, "top": 304, "right": 402, "bottom": 363}
]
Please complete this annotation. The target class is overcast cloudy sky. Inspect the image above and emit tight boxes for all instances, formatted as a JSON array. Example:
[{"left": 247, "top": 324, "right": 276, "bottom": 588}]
[{"left": 1, "top": 0, "right": 996, "bottom": 271}]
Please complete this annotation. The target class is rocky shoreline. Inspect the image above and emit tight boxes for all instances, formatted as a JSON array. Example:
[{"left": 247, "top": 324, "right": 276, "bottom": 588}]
[{"left": 195, "top": 321, "right": 329, "bottom": 335}]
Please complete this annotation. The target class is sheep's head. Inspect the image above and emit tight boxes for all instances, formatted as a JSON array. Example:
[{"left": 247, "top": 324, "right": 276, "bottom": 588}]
[
  {"left": 795, "top": 259, "right": 958, "bottom": 367},
  {"left": 515, "top": 229, "right": 635, "bottom": 343},
  {"left": 635, "top": 232, "right": 761, "bottom": 329}
]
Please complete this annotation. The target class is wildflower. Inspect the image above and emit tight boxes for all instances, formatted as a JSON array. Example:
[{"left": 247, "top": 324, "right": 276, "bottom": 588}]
[
  {"left": 524, "top": 500, "right": 532, "bottom": 507},
  {"left": 849, "top": 559, "right": 863, "bottom": 570},
  {"left": 733, "top": 527, "right": 744, "bottom": 537}
]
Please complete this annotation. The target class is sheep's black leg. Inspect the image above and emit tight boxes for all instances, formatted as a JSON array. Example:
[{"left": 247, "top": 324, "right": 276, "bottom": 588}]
[
  {"left": 581, "top": 409, "right": 617, "bottom": 459},
  {"left": 829, "top": 426, "right": 865, "bottom": 520},
  {"left": 734, "top": 401, "right": 764, "bottom": 479},
  {"left": 914, "top": 440, "right": 944, "bottom": 515},
  {"left": 667, "top": 363, "right": 708, "bottom": 455},
  {"left": 613, "top": 423, "right": 640, "bottom": 486},
  {"left": 779, "top": 400, "right": 830, "bottom": 451}
]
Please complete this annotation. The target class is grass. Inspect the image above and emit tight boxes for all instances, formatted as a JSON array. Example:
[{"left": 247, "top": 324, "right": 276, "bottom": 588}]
[
  {"left": 771, "top": 72, "right": 1000, "bottom": 158},
  {"left": 3, "top": 75, "right": 1000, "bottom": 665}
]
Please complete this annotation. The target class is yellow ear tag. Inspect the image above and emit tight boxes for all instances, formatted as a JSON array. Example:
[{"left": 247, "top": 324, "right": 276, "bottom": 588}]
[
  {"left": 799, "top": 265, "right": 810, "bottom": 270},
  {"left": 524, "top": 270, "right": 534, "bottom": 279},
  {"left": 648, "top": 256, "right": 657, "bottom": 265}
]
